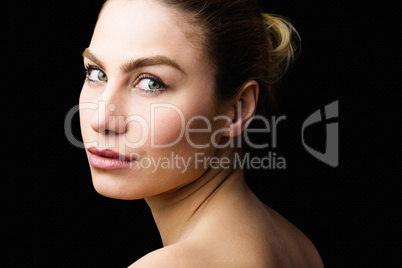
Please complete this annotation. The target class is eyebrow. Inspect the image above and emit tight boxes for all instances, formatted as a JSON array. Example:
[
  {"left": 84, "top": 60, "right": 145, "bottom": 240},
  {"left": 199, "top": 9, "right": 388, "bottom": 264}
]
[
  {"left": 82, "top": 48, "right": 185, "bottom": 74},
  {"left": 82, "top": 48, "right": 105, "bottom": 70}
]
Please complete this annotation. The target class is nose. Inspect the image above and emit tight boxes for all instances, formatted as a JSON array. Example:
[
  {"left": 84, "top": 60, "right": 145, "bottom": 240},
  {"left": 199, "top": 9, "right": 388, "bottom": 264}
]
[{"left": 90, "top": 90, "right": 127, "bottom": 135}]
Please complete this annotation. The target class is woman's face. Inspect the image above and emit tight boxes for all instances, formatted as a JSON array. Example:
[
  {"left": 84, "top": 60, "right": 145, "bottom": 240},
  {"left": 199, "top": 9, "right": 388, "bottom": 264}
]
[{"left": 79, "top": 0, "right": 229, "bottom": 199}]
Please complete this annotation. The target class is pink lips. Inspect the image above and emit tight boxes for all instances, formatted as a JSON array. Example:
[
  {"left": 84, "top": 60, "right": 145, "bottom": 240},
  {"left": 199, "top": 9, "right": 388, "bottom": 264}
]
[{"left": 87, "top": 147, "right": 135, "bottom": 170}]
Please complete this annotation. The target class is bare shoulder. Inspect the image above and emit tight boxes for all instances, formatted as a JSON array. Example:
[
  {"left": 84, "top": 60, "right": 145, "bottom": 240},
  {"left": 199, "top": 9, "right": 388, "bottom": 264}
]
[
  {"left": 264, "top": 205, "right": 324, "bottom": 268},
  {"left": 128, "top": 240, "right": 271, "bottom": 268},
  {"left": 128, "top": 241, "right": 209, "bottom": 268},
  {"left": 129, "top": 212, "right": 323, "bottom": 267},
  {"left": 189, "top": 189, "right": 325, "bottom": 267},
  {"left": 129, "top": 228, "right": 323, "bottom": 268},
  {"left": 129, "top": 187, "right": 324, "bottom": 267}
]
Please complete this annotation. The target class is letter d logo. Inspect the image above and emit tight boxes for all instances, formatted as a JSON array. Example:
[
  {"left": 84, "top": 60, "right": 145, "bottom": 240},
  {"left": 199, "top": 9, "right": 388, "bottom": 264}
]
[{"left": 302, "top": 101, "right": 339, "bottom": 167}]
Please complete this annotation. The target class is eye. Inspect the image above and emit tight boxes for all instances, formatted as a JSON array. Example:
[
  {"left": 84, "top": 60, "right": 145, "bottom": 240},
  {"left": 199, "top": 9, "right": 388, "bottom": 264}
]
[
  {"left": 137, "top": 79, "right": 161, "bottom": 90},
  {"left": 85, "top": 66, "right": 108, "bottom": 82},
  {"left": 134, "top": 75, "right": 167, "bottom": 93}
]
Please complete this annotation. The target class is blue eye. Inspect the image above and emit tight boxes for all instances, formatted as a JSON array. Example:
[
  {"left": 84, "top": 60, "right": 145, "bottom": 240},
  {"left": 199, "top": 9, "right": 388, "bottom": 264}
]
[
  {"left": 85, "top": 66, "right": 108, "bottom": 82},
  {"left": 135, "top": 75, "right": 167, "bottom": 93}
]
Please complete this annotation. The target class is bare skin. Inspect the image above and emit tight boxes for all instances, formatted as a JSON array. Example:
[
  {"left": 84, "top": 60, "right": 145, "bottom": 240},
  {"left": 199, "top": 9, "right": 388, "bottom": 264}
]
[
  {"left": 132, "top": 156, "right": 323, "bottom": 267},
  {"left": 79, "top": 0, "right": 324, "bottom": 266}
]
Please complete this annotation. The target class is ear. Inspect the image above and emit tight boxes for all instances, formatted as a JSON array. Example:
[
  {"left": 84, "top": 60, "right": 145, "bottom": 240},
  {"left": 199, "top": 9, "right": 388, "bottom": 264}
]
[{"left": 223, "top": 80, "right": 259, "bottom": 137}]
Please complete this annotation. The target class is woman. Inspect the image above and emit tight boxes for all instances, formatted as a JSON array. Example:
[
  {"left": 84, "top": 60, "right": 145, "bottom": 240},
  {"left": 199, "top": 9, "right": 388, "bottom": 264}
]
[{"left": 79, "top": 0, "right": 324, "bottom": 266}]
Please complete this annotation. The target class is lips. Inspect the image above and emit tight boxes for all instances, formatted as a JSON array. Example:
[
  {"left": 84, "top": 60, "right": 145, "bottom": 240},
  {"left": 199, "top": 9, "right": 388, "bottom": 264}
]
[{"left": 87, "top": 147, "right": 136, "bottom": 170}]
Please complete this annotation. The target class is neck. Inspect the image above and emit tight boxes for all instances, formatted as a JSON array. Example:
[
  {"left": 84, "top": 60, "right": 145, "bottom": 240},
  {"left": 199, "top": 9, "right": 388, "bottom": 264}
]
[{"left": 144, "top": 149, "right": 245, "bottom": 246}]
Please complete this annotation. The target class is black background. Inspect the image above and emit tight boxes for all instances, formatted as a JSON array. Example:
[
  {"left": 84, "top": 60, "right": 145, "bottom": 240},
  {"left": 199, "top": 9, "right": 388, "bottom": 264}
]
[{"left": 6, "top": 0, "right": 399, "bottom": 267}]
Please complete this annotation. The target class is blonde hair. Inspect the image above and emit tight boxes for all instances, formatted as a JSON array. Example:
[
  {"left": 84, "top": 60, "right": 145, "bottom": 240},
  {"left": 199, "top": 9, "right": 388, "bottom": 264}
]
[{"left": 263, "top": 13, "right": 300, "bottom": 82}]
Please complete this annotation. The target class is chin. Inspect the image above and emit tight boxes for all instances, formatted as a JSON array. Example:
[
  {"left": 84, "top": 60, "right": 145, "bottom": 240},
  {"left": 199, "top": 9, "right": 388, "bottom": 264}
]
[{"left": 90, "top": 171, "right": 151, "bottom": 200}]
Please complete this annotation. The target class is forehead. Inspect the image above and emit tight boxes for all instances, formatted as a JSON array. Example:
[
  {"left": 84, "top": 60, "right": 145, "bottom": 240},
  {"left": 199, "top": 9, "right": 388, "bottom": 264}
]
[{"left": 89, "top": 0, "right": 206, "bottom": 70}]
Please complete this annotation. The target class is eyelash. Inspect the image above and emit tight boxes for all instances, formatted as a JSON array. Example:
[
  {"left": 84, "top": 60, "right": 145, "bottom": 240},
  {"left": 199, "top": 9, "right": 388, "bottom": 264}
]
[
  {"left": 136, "top": 74, "right": 169, "bottom": 95},
  {"left": 83, "top": 64, "right": 168, "bottom": 94},
  {"left": 84, "top": 64, "right": 104, "bottom": 83}
]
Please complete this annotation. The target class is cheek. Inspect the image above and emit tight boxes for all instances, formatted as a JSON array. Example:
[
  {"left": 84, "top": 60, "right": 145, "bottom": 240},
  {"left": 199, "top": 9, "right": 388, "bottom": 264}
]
[
  {"left": 151, "top": 105, "right": 187, "bottom": 147},
  {"left": 149, "top": 95, "right": 223, "bottom": 150},
  {"left": 151, "top": 106, "right": 221, "bottom": 149}
]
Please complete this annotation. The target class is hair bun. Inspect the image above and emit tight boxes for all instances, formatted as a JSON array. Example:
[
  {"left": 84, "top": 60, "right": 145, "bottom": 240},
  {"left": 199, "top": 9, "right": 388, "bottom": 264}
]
[{"left": 262, "top": 13, "right": 300, "bottom": 81}]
